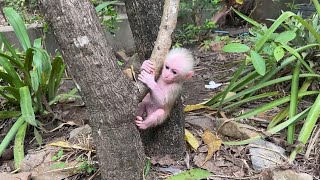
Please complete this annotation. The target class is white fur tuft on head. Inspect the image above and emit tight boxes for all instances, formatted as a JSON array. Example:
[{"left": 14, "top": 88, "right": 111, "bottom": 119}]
[{"left": 166, "top": 48, "right": 194, "bottom": 72}]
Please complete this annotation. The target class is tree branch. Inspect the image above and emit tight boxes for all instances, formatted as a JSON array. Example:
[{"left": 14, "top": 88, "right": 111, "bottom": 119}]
[{"left": 137, "top": 0, "right": 180, "bottom": 101}]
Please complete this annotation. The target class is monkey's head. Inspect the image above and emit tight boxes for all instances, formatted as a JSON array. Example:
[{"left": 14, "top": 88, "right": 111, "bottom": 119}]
[{"left": 161, "top": 48, "right": 194, "bottom": 84}]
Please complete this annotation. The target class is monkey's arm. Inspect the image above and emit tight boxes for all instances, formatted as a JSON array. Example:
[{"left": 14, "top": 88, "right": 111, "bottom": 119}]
[{"left": 138, "top": 71, "right": 167, "bottom": 106}]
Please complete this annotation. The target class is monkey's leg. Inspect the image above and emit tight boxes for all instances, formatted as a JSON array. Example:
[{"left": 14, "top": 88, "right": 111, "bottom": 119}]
[
  {"left": 136, "top": 109, "right": 166, "bottom": 129},
  {"left": 137, "top": 101, "right": 146, "bottom": 117}
]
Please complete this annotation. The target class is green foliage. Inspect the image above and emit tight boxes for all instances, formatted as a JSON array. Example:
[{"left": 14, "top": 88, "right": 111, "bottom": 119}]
[
  {"left": 76, "top": 155, "right": 96, "bottom": 174},
  {"left": 175, "top": 0, "right": 221, "bottom": 45},
  {"left": 4, "top": 0, "right": 42, "bottom": 24},
  {"left": 175, "top": 20, "right": 217, "bottom": 45},
  {"left": 166, "top": 168, "right": 212, "bottom": 180},
  {"left": 203, "top": 1, "right": 320, "bottom": 162},
  {"left": 0, "top": 8, "right": 73, "bottom": 166},
  {"left": 51, "top": 149, "right": 64, "bottom": 161},
  {"left": 92, "top": 0, "right": 120, "bottom": 34}
]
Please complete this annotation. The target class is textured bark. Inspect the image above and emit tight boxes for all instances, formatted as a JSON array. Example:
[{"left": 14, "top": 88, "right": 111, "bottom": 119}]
[
  {"left": 125, "top": 0, "right": 185, "bottom": 160},
  {"left": 39, "top": 0, "right": 145, "bottom": 179},
  {"left": 140, "top": 98, "right": 185, "bottom": 159},
  {"left": 125, "top": 0, "right": 164, "bottom": 60},
  {"left": 126, "top": 0, "right": 180, "bottom": 101}
]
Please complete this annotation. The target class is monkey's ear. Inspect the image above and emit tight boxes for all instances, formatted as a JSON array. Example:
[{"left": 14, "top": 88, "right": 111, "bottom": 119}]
[{"left": 185, "top": 71, "right": 194, "bottom": 80}]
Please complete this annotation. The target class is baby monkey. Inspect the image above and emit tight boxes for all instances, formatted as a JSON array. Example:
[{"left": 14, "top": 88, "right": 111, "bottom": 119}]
[{"left": 135, "top": 48, "right": 194, "bottom": 129}]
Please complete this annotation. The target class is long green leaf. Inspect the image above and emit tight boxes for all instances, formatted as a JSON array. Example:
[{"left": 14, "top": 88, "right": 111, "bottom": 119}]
[
  {"left": 19, "top": 86, "right": 36, "bottom": 126},
  {"left": 33, "top": 48, "right": 52, "bottom": 88},
  {"left": 0, "top": 52, "right": 24, "bottom": 70},
  {"left": 281, "top": 43, "right": 314, "bottom": 74},
  {"left": 0, "top": 33, "right": 22, "bottom": 64},
  {"left": 224, "top": 107, "right": 310, "bottom": 146},
  {"left": 287, "top": 61, "right": 301, "bottom": 144},
  {"left": 222, "top": 91, "right": 280, "bottom": 111},
  {"left": 0, "top": 116, "right": 25, "bottom": 156},
  {"left": 298, "top": 93, "right": 320, "bottom": 143},
  {"left": 3, "top": 86, "right": 20, "bottom": 100},
  {"left": 250, "top": 50, "right": 266, "bottom": 75},
  {"left": 293, "top": 15, "right": 320, "bottom": 43},
  {"left": 268, "top": 108, "right": 289, "bottom": 129},
  {"left": 255, "top": 12, "right": 296, "bottom": 52},
  {"left": 3, "top": 8, "right": 31, "bottom": 50},
  {"left": 0, "top": 111, "right": 21, "bottom": 119},
  {"left": 33, "top": 38, "right": 42, "bottom": 48},
  {"left": 313, "top": 0, "right": 320, "bottom": 15},
  {"left": 231, "top": 7, "right": 262, "bottom": 27},
  {"left": 235, "top": 91, "right": 318, "bottom": 120},
  {"left": 95, "top": 1, "right": 118, "bottom": 12},
  {"left": 166, "top": 168, "right": 212, "bottom": 180},
  {"left": 0, "top": 91, "right": 18, "bottom": 104},
  {"left": 211, "top": 74, "right": 320, "bottom": 108},
  {"left": 0, "top": 72, "right": 15, "bottom": 87},
  {"left": 0, "top": 56, "right": 24, "bottom": 88},
  {"left": 268, "top": 76, "right": 312, "bottom": 129},
  {"left": 24, "top": 48, "right": 34, "bottom": 72},
  {"left": 48, "top": 56, "right": 65, "bottom": 101},
  {"left": 14, "top": 122, "right": 28, "bottom": 169},
  {"left": 218, "top": 62, "right": 245, "bottom": 111},
  {"left": 34, "top": 127, "right": 43, "bottom": 146}
]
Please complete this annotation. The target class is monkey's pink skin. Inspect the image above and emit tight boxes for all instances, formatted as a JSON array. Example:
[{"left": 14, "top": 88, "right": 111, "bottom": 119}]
[
  {"left": 141, "top": 60, "right": 155, "bottom": 74},
  {"left": 136, "top": 48, "right": 194, "bottom": 130}
]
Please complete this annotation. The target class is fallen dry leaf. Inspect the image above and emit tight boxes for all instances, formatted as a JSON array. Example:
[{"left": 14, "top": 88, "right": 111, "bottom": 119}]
[
  {"left": 49, "top": 121, "right": 77, "bottom": 132},
  {"left": 48, "top": 141, "right": 94, "bottom": 152},
  {"left": 185, "top": 129, "right": 200, "bottom": 150},
  {"left": 123, "top": 68, "right": 134, "bottom": 80},
  {"left": 201, "top": 130, "right": 222, "bottom": 165},
  {"left": 184, "top": 104, "right": 212, "bottom": 112},
  {"left": 236, "top": 0, "right": 244, "bottom": 4}
]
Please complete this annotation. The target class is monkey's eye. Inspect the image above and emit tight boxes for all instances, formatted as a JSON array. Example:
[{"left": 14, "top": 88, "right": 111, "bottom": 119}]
[
  {"left": 172, "top": 70, "right": 177, "bottom": 75},
  {"left": 165, "top": 65, "right": 169, "bottom": 69}
]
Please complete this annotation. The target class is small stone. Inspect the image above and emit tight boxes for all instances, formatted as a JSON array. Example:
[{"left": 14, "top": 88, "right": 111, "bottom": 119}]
[
  {"left": 249, "top": 139, "right": 286, "bottom": 170},
  {"left": 0, "top": 172, "right": 31, "bottom": 180},
  {"left": 69, "top": 124, "right": 92, "bottom": 142},
  {"left": 271, "top": 170, "right": 313, "bottom": 180}
]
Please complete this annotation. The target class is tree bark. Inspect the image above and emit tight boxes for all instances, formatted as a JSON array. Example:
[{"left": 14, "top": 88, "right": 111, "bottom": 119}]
[
  {"left": 140, "top": 98, "right": 185, "bottom": 159},
  {"left": 125, "top": 0, "right": 185, "bottom": 160},
  {"left": 39, "top": 1, "right": 145, "bottom": 179},
  {"left": 124, "top": 0, "right": 164, "bottom": 60}
]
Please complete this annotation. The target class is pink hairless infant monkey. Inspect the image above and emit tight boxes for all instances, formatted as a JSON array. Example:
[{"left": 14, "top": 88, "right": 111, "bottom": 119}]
[{"left": 135, "top": 48, "right": 194, "bottom": 129}]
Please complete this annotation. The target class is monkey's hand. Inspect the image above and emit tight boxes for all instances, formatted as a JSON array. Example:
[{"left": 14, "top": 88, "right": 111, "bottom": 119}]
[
  {"left": 141, "top": 60, "right": 155, "bottom": 74},
  {"left": 138, "top": 70, "right": 157, "bottom": 88},
  {"left": 135, "top": 116, "right": 152, "bottom": 129}
]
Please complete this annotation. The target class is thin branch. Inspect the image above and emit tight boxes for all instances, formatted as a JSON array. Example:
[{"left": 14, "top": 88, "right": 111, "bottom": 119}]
[{"left": 137, "top": 0, "right": 180, "bottom": 101}]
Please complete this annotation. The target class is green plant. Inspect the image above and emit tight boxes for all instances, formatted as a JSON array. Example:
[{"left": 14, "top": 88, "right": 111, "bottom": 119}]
[
  {"left": 76, "top": 155, "right": 96, "bottom": 174},
  {"left": 175, "top": 0, "right": 221, "bottom": 45},
  {"left": 201, "top": 0, "right": 320, "bottom": 162},
  {"left": 4, "top": 0, "right": 42, "bottom": 24},
  {"left": 0, "top": 8, "right": 78, "bottom": 168},
  {"left": 175, "top": 20, "right": 217, "bottom": 45},
  {"left": 92, "top": 0, "right": 120, "bottom": 34}
]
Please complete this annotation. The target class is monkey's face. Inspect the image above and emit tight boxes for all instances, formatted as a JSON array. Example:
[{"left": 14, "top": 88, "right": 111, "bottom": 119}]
[{"left": 161, "top": 58, "right": 185, "bottom": 84}]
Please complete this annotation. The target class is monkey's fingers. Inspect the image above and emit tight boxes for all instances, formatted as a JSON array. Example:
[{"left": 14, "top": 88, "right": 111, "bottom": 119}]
[
  {"left": 138, "top": 74, "right": 146, "bottom": 82},
  {"left": 136, "top": 116, "right": 143, "bottom": 121}
]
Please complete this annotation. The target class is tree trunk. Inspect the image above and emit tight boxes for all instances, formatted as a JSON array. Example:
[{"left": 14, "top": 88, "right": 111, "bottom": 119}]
[
  {"left": 39, "top": 1, "right": 145, "bottom": 179},
  {"left": 125, "top": 0, "right": 185, "bottom": 160},
  {"left": 140, "top": 98, "right": 185, "bottom": 159},
  {"left": 124, "top": 0, "right": 164, "bottom": 60}
]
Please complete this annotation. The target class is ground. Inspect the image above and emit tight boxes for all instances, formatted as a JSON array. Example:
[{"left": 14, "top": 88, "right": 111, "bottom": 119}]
[{"left": 0, "top": 42, "right": 319, "bottom": 179}]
